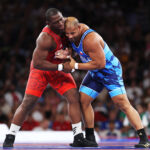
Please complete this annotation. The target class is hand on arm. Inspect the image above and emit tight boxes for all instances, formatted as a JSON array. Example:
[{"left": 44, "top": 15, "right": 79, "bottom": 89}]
[
  {"left": 59, "top": 57, "right": 75, "bottom": 73},
  {"left": 55, "top": 48, "right": 71, "bottom": 59}
]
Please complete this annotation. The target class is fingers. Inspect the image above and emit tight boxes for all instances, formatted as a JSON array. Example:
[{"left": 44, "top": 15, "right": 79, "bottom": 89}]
[
  {"left": 55, "top": 49, "right": 71, "bottom": 60},
  {"left": 55, "top": 51, "right": 60, "bottom": 56},
  {"left": 71, "top": 69, "right": 75, "bottom": 72},
  {"left": 66, "top": 55, "right": 70, "bottom": 59},
  {"left": 55, "top": 55, "right": 67, "bottom": 59},
  {"left": 55, "top": 55, "right": 61, "bottom": 59},
  {"left": 70, "top": 56, "right": 75, "bottom": 62},
  {"left": 69, "top": 56, "right": 73, "bottom": 60}
]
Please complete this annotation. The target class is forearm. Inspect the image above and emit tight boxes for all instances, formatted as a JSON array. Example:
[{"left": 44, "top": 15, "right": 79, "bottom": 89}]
[
  {"left": 33, "top": 60, "right": 59, "bottom": 71},
  {"left": 77, "top": 61, "right": 105, "bottom": 70}
]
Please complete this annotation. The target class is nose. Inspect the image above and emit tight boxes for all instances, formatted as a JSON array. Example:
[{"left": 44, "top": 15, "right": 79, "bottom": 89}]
[
  {"left": 59, "top": 20, "right": 63, "bottom": 25},
  {"left": 58, "top": 20, "right": 64, "bottom": 26},
  {"left": 67, "top": 34, "right": 73, "bottom": 39}
]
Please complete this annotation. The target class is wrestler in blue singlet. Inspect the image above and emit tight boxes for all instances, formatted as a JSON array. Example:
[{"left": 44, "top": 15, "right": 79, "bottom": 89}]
[{"left": 71, "top": 29, "right": 126, "bottom": 99}]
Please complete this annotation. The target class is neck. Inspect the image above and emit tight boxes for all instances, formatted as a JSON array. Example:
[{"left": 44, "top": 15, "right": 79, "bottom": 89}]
[{"left": 77, "top": 33, "right": 82, "bottom": 43}]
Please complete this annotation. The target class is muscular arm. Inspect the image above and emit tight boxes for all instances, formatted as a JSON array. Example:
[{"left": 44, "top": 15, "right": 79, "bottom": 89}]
[
  {"left": 77, "top": 33, "right": 106, "bottom": 70},
  {"left": 33, "top": 32, "right": 58, "bottom": 71}
]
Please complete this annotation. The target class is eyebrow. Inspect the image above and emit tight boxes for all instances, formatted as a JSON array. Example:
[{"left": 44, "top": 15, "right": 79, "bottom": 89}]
[{"left": 53, "top": 17, "right": 63, "bottom": 24}]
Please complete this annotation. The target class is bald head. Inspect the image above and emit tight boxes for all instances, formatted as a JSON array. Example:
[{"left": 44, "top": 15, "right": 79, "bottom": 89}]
[{"left": 65, "top": 17, "right": 79, "bottom": 29}]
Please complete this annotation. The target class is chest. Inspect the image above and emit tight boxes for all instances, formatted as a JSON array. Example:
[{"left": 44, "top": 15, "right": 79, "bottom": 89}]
[{"left": 50, "top": 36, "right": 67, "bottom": 51}]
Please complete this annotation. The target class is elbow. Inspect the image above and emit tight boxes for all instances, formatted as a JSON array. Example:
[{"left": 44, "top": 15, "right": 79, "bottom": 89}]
[
  {"left": 101, "top": 61, "right": 106, "bottom": 69},
  {"left": 97, "top": 61, "right": 106, "bottom": 69},
  {"left": 33, "top": 60, "right": 41, "bottom": 69}
]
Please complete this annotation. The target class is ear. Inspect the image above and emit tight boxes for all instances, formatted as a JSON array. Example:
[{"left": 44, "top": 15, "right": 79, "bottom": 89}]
[{"left": 78, "top": 24, "right": 81, "bottom": 30}]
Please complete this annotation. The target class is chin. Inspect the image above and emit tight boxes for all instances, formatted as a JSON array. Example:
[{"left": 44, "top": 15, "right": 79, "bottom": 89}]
[
  {"left": 69, "top": 39, "right": 74, "bottom": 42},
  {"left": 59, "top": 26, "right": 64, "bottom": 30}
]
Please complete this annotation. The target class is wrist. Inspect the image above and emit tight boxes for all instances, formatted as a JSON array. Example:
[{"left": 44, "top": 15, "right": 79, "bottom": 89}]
[
  {"left": 58, "top": 64, "right": 63, "bottom": 71},
  {"left": 74, "top": 63, "right": 78, "bottom": 69}
]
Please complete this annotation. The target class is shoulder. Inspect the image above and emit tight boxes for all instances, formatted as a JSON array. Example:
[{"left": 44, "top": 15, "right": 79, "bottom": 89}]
[
  {"left": 36, "top": 32, "right": 54, "bottom": 48},
  {"left": 80, "top": 23, "right": 89, "bottom": 30},
  {"left": 85, "top": 31, "right": 103, "bottom": 44},
  {"left": 37, "top": 32, "right": 53, "bottom": 44},
  {"left": 83, "top": 31, "right": 104, "bottom": 50}
]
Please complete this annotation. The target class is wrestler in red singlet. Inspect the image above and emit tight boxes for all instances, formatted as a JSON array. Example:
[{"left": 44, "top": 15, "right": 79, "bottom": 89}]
[
  {"left": 3, "top": 8, "right": 97, "bottom": 148},
  {"left": 25, "top": 26, "right": 76, "bottom": 97}
]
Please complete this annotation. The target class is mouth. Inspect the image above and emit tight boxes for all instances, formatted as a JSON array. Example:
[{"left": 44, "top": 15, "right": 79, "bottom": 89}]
[
  {"left": 59, "top": 25, "right": 64, "bottom": 30},
  {"left": 69, "top": 38, "right": 74, "bottom": 42}
]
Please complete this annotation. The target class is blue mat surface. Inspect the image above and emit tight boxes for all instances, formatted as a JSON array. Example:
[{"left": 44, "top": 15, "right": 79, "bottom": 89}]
[{"left": 0, "top": 139, "right": 147, "bottom": 150}]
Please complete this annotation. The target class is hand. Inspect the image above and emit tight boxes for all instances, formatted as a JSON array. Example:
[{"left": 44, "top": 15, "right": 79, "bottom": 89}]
[
  {"left": 69, "top": 57, "right": 76, "bottom": 69},
  {"left": 63, "top": 61, "right": 72, "bottom": 73},
  {"left": 55, "top": 48, "right": 70, "bottom": 59}
]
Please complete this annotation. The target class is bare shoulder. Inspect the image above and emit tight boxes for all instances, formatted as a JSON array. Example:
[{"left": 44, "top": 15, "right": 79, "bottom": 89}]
[
  {"left": 36, "top": 32, "right": 54, "bottom": 48},
  {"left": 83, "top": 32, "right": 104, "bottom": 50},
  {"left": 84, "top": 32, "right": 103, "bottom": 44},
  {"left": 80, "top": 23, "right": 89, "bottom": 29}
]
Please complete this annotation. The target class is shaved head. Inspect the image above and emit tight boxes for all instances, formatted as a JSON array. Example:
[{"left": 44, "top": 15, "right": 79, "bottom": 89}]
[
  {"left": 65, "top": 17, "right": 79, "bottom": 29},
  {"left": 65, "top": 17, "right": 81, "bottom": 42}
]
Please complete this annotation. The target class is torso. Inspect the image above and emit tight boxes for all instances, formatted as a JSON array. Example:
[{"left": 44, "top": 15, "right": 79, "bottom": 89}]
[
  {"left": 74, "top": 24, "right": 104, "bottom": 55},
  {"left": 71, "top": 25, "right": 120, "bottom": 75},
  {"left": 42, "top": 26, "right": 67, "bottom": 64}
]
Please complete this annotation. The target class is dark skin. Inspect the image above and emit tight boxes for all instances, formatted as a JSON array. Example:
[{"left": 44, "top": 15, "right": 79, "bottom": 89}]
[
  {"left": 11, "top": 12, "right": 82, "bottom": 128},
  {"left": 33, "top": 12, "right": 70, "bottom": 72},
  {"left": 33, "top": 32, "right": 58, "bottom": 71}
]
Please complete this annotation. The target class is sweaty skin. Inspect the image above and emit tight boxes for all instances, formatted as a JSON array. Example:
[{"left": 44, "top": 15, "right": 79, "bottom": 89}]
[
  {"left": 55, "top": 17, "right": 146, "bottom": 140},
  {"left": 33, "top": 32, "right": 58, "bottom": 70},
  {"left": 56, "top": 23, "right": 106, "bottom": 70}
]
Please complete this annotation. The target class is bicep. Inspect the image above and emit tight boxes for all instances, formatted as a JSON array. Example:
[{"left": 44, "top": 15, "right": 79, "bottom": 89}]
[
  {"left": 32, "top": 37, "right": 50, "bottom": 64},
  {"left": 87, "top": 41, "right": 105, "bottom": 63}
]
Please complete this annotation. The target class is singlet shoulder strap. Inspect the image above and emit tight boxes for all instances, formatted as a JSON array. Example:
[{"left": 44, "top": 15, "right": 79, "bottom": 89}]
[
  {"left": 80, "top": 29, "right": 94, "bottom": 42},
  {"left": 71, "top": 29, "right": 94, "bottom": 50},
  {"left": 42, "top": 26, "right": 60, "bottom": 50},
  {"left": 78, "top": 29, "right": 94, "bottom": 48}
]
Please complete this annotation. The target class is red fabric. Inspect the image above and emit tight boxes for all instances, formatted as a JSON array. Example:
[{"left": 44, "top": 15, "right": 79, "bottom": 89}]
[
  {"left": 25, "top": 26, "right": 76, "bottom": 97},
  {"left": 52, "top": 121, "right": 72, "bottom": 131},
  {"left": 25, "top": 69, "right": 76, "bottom": 97},
  {"left": 21, "top": 119, "right": 39, "bottom": 131},
  {"left": 94, "top": 111, "right": 108, "bottom": 122},
  {"left": 42, "top": 26, "right": 67, "bottom": 64}
]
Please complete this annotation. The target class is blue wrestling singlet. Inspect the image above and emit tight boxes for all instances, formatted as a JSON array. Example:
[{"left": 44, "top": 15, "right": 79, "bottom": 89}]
[{"left": 71, "top": 29, "right": 126, "bottom": 99}]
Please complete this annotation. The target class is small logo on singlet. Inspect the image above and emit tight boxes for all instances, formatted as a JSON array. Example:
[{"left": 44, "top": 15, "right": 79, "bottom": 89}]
[
  {"left": 80, "top": 51, "right": 83, "bottom": 55},
  {"left": 60, "top": 44, "right": 62, "bottom": 48}
]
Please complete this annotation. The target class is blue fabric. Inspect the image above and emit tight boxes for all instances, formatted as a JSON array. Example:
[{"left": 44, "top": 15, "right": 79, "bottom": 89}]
[
  {"left": 71, "top": 29, "right": 94, "bottom": 63},
  {"left": 109, "top": 87, "right": 126, "bottom": 98},
  {"left": 80, "top": 72, "right": 126, "bottom": 98},
  {"left": 71, "top": 29, "right": 126, "bottom": 98},
  {"left": 79, "top": 85, "right": 99, "bottom": 99}
]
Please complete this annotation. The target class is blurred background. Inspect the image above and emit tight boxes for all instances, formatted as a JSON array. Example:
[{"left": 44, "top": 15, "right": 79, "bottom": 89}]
[{"left": 0, "top": 0, "right": 150, "bottom": 139}]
